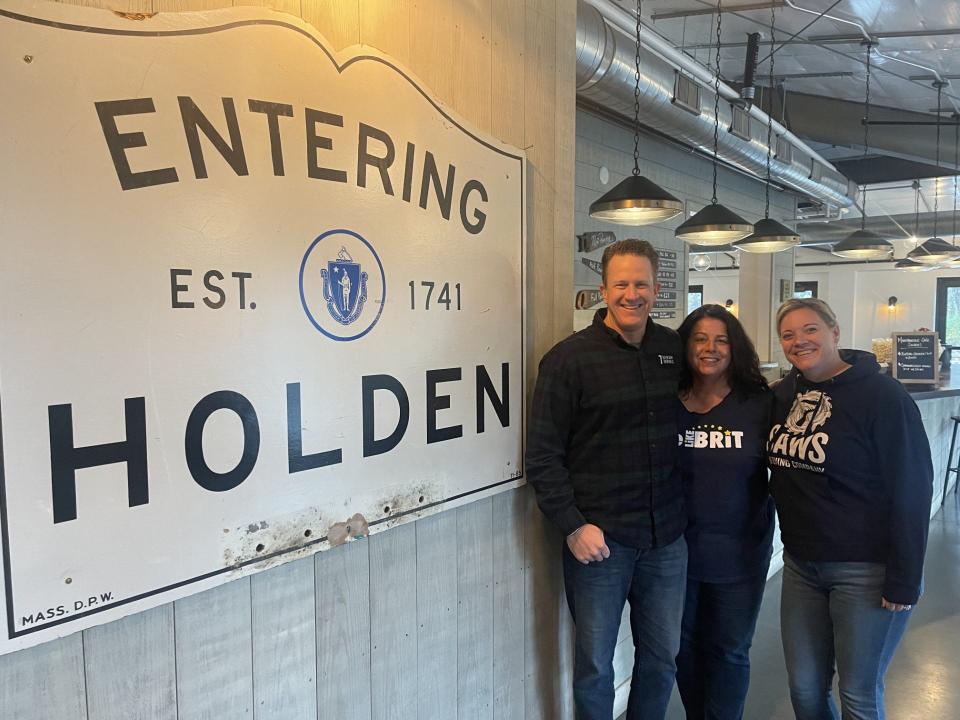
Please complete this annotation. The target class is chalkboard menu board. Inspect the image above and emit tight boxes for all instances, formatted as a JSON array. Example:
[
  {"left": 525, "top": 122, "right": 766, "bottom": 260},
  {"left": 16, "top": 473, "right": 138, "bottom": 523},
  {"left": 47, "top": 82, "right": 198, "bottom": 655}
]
[{"left": 891, "top": 332, "right": 939, "bottom": 384}]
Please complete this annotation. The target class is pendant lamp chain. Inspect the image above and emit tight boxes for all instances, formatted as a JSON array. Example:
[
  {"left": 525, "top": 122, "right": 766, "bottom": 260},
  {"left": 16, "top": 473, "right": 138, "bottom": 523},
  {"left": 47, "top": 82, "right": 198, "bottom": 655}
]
[
  {"left": 675, "top": 0, "right": 753, "bottom": 245},
  {"left": 934, "top": 81, "right": 943, "bottom": 239},
  {"left": 915, "top": 181, "right": 921, "bottom": 239},
  {"left": 905, "top": 82, "right": 960, "bottom": 265},
  {"left": 861, "top": 43, "right": 872, "bottom": 232},
  {"left": 633, "top": 0, "right": 642, "bottom": 176},
  {"left": 587, "top": 0, "right": 683, "bottom": 226},
  {"left": 763, "top": 3, "right": 776, "bottom": 219},
  {"left": 711, "top": 0, "right": 723, "bottom": 204},
  {"left": 953, "top": 116, "right": 958, "bottom": 241},
  {"left": 830, "top": 40, "right": 893, "bottom": 260}
]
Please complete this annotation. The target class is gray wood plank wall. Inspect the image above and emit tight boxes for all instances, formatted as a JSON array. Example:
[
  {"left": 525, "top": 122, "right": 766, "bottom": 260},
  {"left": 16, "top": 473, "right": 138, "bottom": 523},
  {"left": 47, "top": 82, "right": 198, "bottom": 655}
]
[
  {"left": 0, "top": 486, "right": 574, "bottom": 720},
  {"left": 0, "top": 1, "right": 576, "bottom": 717}
]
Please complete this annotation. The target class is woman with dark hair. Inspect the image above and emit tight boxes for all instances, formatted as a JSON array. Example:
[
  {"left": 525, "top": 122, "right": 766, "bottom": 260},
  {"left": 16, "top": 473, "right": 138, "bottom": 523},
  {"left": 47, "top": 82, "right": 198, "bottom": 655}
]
[
  {"left": 675, "top": 304, "right": 774, "bottom": 720},
  {"left": 769, "top": 298, "right": 931, "bottom": 720}
]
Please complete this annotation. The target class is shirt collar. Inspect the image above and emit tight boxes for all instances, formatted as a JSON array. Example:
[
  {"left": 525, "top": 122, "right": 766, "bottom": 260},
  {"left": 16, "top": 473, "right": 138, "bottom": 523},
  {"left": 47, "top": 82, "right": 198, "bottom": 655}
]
[{"left": 592, "top": 308, "right": 658, "bottom": 350}]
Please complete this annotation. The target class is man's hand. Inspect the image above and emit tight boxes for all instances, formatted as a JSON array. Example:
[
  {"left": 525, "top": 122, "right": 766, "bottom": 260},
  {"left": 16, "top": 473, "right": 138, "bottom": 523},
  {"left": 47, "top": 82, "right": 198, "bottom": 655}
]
[{"left": 567, "top": 524, "right": 610, "bottom": 564}]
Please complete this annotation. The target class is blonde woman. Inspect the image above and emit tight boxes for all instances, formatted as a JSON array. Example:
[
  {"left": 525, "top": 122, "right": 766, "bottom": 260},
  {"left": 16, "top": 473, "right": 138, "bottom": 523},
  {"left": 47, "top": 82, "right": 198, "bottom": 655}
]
[{"left": 768, "top": 298, "right": 932, "bottom": 720}]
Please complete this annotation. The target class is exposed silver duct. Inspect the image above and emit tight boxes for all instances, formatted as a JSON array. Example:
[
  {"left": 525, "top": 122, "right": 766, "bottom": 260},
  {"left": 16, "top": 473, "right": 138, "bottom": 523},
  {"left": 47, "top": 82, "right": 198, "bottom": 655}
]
[{"left": 576, "top": 0, "right": 856, "bottom": 209}]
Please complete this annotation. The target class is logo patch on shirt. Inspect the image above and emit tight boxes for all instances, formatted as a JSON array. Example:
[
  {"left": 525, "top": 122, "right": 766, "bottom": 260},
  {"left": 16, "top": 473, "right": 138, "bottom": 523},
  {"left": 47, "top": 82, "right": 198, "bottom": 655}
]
[
  {"left": 657, "top": 354, "right": 676, "bottom": 365},
  {"left": 768, "top": 390, "right": 831, "bottom": 473},
  {"left": 678, "top": 424, "right": 744, "bottom": 449},
  {"left": 784, "top": 390, "right": 832, "bottom": 434}
]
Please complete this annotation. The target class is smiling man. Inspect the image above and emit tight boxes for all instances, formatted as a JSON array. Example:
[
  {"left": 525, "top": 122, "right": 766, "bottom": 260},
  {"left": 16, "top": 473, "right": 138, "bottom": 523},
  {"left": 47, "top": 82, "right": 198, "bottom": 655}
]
[{"left": 526, "top": 239, "right": 687, "bottom": 720}]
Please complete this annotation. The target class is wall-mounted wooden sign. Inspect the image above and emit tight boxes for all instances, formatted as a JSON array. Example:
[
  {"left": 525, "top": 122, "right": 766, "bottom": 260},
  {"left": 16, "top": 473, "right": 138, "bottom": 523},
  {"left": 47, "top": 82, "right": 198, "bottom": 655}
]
[
  {"left": 575, "top": 289, "right": 603, "bottom": 309},
  {"left": 578, "top": 231, "right": 617, "bottom": 253},
  {"left": 892, "top": 332, "right": 939, "bottom": 385},
  {"left": 0, "top": 2, "right": 525, "bottom": 654},
  {"left": 581, "top": 257, "right": 603, "bottom": 275}
]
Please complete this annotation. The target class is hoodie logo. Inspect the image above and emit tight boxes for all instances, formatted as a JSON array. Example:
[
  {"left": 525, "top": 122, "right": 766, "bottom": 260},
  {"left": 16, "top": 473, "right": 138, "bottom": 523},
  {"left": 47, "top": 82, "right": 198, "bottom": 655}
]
[
  {"left": 658, "top": 354, "right": 676, "bottom": 365},
  {"left": 768, "top": 390, "right": 832, "bottom": 472},
  {"left": 784, "top": 390, "right": 832, "bottom": 434}
]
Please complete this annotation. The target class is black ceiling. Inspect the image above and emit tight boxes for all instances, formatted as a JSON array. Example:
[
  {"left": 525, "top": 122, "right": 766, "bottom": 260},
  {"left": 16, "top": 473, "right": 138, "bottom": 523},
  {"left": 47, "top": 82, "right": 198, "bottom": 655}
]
[{"left": 832, "top": 155, "right": 960, "bottom": 185}]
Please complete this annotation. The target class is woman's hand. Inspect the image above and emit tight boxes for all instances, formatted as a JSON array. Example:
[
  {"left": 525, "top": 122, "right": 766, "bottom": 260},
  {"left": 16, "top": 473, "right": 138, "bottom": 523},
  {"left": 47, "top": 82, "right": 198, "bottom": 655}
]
[{"left": 881, "top": 597, "right": 913, "bottom": 612}]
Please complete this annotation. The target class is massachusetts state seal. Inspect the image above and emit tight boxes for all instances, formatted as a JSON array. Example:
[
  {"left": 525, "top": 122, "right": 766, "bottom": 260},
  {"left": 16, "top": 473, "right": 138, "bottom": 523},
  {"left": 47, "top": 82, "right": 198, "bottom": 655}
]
[{"left": 299, "top": 229, "right": 386, "bottom": 341}]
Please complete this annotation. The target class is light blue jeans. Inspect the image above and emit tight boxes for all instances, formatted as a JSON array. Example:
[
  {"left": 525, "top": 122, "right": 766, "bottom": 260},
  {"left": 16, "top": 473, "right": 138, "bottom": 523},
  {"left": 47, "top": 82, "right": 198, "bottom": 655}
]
[
  {"left": 563, "top": 535, "right": 687, "bottom": 720},
  {"left": 780, "top": 553, "right": 914, "bottom": 720}
]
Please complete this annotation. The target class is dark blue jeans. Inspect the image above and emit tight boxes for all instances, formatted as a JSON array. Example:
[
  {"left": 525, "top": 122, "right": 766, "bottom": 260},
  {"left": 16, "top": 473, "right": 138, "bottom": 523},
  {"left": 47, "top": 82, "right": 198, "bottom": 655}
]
[
  {"left": 563, "top": 534, "right": 687, "bottom": 720},
  {"left": 675, "top": 572, "right": 768, "bottom": 720},
  {"left": 780, "top": 553, "right": 914, "bottom": 720}
]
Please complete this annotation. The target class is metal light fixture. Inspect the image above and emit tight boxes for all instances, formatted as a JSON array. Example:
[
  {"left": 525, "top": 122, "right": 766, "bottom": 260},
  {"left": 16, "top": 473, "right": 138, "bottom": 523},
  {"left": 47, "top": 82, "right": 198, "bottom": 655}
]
[
  {"left": 908, "top": 235, "right": 958, "bottom": 264},
  {"left": 588, "top": 0, "right": 683, "bottom": 225},
  {"left": 832, "top": 42, "right": 894, "bottom": 260},
  {"left": 676, "top": 0, "right": 753, "bottom": 245},
  {"left": 944, "top": 117, "right": 960, "bottom": 269},
  {"left": 908, "top": 82, "right": 960, "bottom": 265},
  {"left": 898, "top": 181, "right": 940, "bottom": 270},
  {"left": 894, "top": 257, "right": 935, "bottom": 272},
  {"left": 735, "top": 5, "right": 799, "bottom": 254},
  {"left": 688, "top": 243, "right": 738, "bottom": 254}
]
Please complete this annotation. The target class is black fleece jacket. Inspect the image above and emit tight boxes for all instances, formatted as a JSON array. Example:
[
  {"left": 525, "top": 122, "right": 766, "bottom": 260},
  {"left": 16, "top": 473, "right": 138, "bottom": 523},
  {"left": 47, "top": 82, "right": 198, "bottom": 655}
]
[{"left": 768, "top": 349, "right": 932, "bottom": 605}]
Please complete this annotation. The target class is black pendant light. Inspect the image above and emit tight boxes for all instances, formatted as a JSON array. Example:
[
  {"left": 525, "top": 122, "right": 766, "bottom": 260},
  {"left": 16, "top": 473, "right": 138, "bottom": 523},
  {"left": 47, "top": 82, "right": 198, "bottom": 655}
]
[
  {"left": 832, "top": 42, "right": 894, "bottom": 260},
  {"left": 897, "top": 182, "right": 935, "bottom": 272},
  {"left": 589, "top": 0, "right": 683, "bottom": 225},
  {"left": 943, "top": 116, "right": 960, "bottom": 269},
  {"left": 908, "top": 81, "right": 960, "bottom": 265},
  {"left": 735, "top": 5, "right": 799, "bottom": 254},
  {"left": 895, "top": 257, "right": 935, "bottom": 272},
  {"left": 676, "top": 0, "right": 753, "bottom": 245}
]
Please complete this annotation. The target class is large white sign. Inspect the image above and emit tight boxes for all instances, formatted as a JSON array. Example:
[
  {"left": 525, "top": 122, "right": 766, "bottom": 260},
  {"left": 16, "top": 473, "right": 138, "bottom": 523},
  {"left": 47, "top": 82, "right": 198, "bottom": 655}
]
[{"left": 0, "top": 1, "right": 524, "bottom": 654}]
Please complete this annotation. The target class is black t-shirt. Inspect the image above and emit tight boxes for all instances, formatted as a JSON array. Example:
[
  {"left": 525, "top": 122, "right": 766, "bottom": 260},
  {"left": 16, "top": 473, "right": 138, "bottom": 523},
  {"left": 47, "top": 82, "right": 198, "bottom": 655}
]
[{"left": 678, "top": 390, "right": 774, "bottom": 582}]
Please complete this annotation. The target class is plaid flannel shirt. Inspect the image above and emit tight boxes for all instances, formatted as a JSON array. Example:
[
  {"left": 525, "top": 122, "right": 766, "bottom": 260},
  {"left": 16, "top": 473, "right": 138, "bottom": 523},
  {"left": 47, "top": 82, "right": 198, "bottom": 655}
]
[{"left": 526, "top": 310, "right": 686, "bottom": 549}]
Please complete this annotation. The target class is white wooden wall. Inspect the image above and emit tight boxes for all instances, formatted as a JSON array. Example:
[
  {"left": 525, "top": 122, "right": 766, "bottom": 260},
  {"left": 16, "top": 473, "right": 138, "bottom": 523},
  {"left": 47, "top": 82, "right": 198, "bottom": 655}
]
[{"left": 0, "top": 1, "right": 577, "bottom": 718}]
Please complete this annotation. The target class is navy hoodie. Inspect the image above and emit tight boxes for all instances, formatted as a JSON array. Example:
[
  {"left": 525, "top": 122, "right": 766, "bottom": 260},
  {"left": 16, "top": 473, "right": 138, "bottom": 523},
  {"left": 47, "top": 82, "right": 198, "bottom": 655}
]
[{"left": 768, "top": 349, "right": 932, "bottom": 605}]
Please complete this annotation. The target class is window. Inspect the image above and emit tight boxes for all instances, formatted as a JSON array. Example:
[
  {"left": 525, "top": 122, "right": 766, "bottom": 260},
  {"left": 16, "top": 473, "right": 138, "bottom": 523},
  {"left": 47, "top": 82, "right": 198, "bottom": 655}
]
[
  {"left": 936, "top": 277, "right": 960, "bottom": 347},
  {"left": 688, "top": 284, "right": 703, "bottom": 312},
  {"left": 794, "top": 281, "right": 818, "bottom": 299}
]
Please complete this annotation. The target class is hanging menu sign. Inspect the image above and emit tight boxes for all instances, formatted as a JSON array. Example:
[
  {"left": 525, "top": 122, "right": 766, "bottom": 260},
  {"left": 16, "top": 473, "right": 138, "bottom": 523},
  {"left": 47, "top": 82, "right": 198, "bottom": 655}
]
[{"left": 891, "top": 332, "right": 939, "bottom": 385}]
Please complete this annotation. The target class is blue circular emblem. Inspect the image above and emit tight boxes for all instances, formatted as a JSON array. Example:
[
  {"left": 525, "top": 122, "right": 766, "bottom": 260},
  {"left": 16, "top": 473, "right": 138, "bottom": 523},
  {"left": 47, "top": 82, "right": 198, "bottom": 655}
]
[{"left": 299, "top": 229, "right": 386, "bottom": 341}]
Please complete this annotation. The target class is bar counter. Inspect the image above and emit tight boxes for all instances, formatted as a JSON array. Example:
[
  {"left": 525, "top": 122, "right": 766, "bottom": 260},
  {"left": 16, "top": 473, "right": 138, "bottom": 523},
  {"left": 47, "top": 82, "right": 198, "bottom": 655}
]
[
  {"left": 909, "top": 381, "right": 960, "bottom": 509},
  {"left": 905, "top": 371, "right": 960, "bottom": 400}
]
